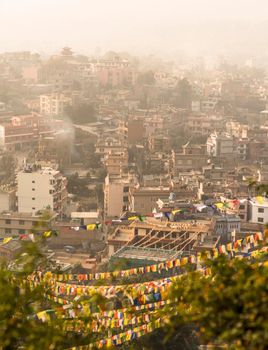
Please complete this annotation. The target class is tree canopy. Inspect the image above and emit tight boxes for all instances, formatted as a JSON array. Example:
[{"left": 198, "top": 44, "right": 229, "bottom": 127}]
[
  {"left": 65, "top": 103, "right": 96, "bottom": 124},
  {"left": 166, "top": 255, "right": 268, "bottom": 350}
]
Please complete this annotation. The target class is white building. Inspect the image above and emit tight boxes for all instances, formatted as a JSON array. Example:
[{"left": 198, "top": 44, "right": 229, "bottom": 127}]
[
  {"left": 249, "top": 198, "right": 268, "bottom": 224},
  {"left": 207, "top": 132, "right": 234, "bottom": 157},
  {"left": 40, "top": 93, "right": 74, "bottom": 116},
  {"left": 226, "top": 121, "right": 248, "bottom": 139},
  {"left": 17, "top": 166, "right": 67, "bottom": 215},
  {"left": 104, "top": 173, "right": 137, "bottom": 218}
]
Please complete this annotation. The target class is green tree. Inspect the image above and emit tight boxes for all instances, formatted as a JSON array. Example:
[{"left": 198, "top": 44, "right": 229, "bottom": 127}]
[
  {"left": 246, "top": 177, "right": 257, "bottom": 197},
  {"left": 65, "top": 103, "right": 96, "bottom": 124},
  {"left": 167, "top": 255, "right": 268, "bottom": 350},
  {"left": 175, "top": 78, "right": 192, "bottom": 109},
  {"left": 0, "top": 154, "right": 17, "bottom": 184},
  {"left": 137, "top": 71, "right": 155, "bottom": 85},
  {"left": 0, "top": 239, "right": 97, "bottom": 349}
]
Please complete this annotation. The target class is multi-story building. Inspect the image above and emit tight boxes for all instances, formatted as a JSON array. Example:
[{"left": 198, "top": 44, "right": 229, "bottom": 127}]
[
  {"left": 148, "top": 133, "right": 170, "bottom": 152},
  {"left": 248, "top": 198, "right": 268, "bottom": 225},
  {"left": 40, "top": 93, "right": 76, "bottom": 116},
  {"left": 92, "top": 58, "right": 136, "bottom": 87},
  {"left": 104, "top": 150, "right": 128, "bottom": 176},
  {"left": 171, "top": 145, "right": 209, "bottom": 176},
  {"left": 17, "top": 166, "right": 68, "bottom": 215},
  {"left": 185, "top": 115, "right": 222, "bottom": 136},
  {"left": 131, "top": 186, "right": 171, "bottom": 214},
  {"left": 95, "top": 137, "right": 127, "bottom": 160},
  {"left": 226, "top": 121, "right": 248, "bottom": 139},
  {"left": 0, "top": 211, "right": 57, "bottom": 237},
  {"left": 104, "top": 173, "right": 138, "bottom": 218},
  {"left": 0, "top": 113, "right": 64, "bottom": 152},
  {"left": 213, "top": 215, "right": 241, "bottom": 243},
  {"left": 207, "top": 132, "right": 234, "bottom": 157}
]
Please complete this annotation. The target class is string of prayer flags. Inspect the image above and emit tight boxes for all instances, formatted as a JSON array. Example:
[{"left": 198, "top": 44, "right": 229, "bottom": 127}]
[
  {"left": 41, "top": 232, "right": 267, "bottom": 284},
  {"left": 65, "top": 317, "right": 165, "bottom": 349},
  {"left": 71, "top": 223, "right": 102, "bottom": 231}
]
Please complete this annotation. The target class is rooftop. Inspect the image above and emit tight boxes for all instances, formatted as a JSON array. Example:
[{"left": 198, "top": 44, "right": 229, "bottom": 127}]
[
  {"left": 0, "top": 210, "right": 57, "bottom": 220},
  {"left": 71, "top": 211, "right": 99, "bottom": 219},
  {"left": 21, "top": 166, "right": 60, "bottom": 175}
]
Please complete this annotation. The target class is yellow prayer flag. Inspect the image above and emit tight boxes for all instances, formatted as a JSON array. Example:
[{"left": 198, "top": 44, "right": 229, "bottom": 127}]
[
  {"left": 86, "top": 224, "right": 96, "bottom": 231},
  {"left": 2, "top": 237, "right": 12, "bottom": 244},
  {"left": 128, "top": 216, "right": 137, "bottom": 221},
  {"left": 215, "top": 202, "right": 224, "bottom": 209},
  {"left": 256, "top": 196, "right": 264, "bottom": 204},
  {"left": 172, "top": 209, "right": 181, "bottom": 215}
]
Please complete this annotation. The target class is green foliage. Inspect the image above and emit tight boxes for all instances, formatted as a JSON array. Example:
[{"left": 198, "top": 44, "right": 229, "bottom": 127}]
[
  {"left": 0, "top": 269, "right": 64, "bottom": 349},
  {"left": 65, "top": 103, "right": 96, "bottom": 124},
  {"left": 255, "top": 184, "right": 268, "bottom": 197},
  {"left": 0, "top": 153, "right": 17, "bottom": 184},
  {"left": 67, "top": 172, "right": 90, "bottom": 197},
  {"left": 128, "top": 326, "right": 199, "bottom": 350},
  {"left": 175, "top": 78, "right": 192, "bottom": 109},
  {"left": 167, "top": 255, "right": 268, "bottom": 350},
  {"left": 137, "top": 71, "right": 155, "bottom": 85},
  {"left": 0, "top": 240, "right": 97, "bottom": 349}
]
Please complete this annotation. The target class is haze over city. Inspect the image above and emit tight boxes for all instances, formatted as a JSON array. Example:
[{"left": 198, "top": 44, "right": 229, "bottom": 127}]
[
  {"left": 1, "top": 0, "right": 268, "bottom": 59},
  {"left": 0, "top": 1, "right": 268, "bottom": 349}
]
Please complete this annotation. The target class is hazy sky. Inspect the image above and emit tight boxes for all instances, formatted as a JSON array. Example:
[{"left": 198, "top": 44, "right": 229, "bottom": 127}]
[{"left": 0, "top": 0, "right": 268, "bottom": 56}]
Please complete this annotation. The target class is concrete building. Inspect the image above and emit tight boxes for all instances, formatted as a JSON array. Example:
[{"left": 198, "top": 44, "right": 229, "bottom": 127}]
[
  {"left": 148, "top": 133, "right": 170, "bottom": 152},
  {"left": 171, "top": 146, "right": 209, "bottom": 176},
  {"left": 92, "top": 58, "right": 136, "bottom": 87},
  {"left": 104, "top": 150, "right": 128, "bottom": 176},
  {"left": 213, "top": 215, "right": 241, "bottom": 243},
  {"left": 17, "top": 166, "right": 67, "bottom": 215},
  {"left": 226, "top": 121, "right": 248, "bottom": 139},
  {"left": 0, "top": 211, "right": 57, "bottom": 237},
  {"left": 0, "top": 113, "right": 63, "bottom": 152},
  {"left": 95, "top": 137, "right": 127, "bottom": 160},
  {"left": 248, "top": 198, "right": 268, "bottom": 224},
  {"left": 207, "top": 132, "right": 234, "bottom": 157},
  {"left": 131, "top": 186, "right": 171, "bottom": 214},
  {"left": 104, "top": 173, "right": 138, "bottom": 218},
  {"left": 40, "top": 93, "right": 76, "bottom": 116}
]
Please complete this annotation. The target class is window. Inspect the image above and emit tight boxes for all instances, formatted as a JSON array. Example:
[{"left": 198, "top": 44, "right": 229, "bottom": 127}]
[
  {"left": 19, "top": 229, "right": 25, "bottom": 234},
  {"left": 5, "top": 219, "right": 11, "bottom": 224},
  {"left": 239, "top": 205, "right": 245, "bottom": 210},
  {"left": 49, "top": 189, "right": 53, "bottom": 194},
  {"left": 32, "top": 198, "right": 35, "bottom": 200},
  {"left": 32, "top": 180, "right": 35, "bottom": 184},
  {"left": 19, "top": 220, "right": 25, "bottom": 225},
  {"left": 5, "top": 228, "right": 11, "bottom": 234},
  {"left": 123, "top": 196, "right": 128, "bottom": 202},
  {"left": 123, "top": 186, "right": 129, "bottom": 193},
  {"left": 258, "top": 217, "right": 264, "bottom": 223},
  {"left": 239, "top": 214, "right": 245, "bottom": 219},
  {"left": 258, "top": 208, "right": 264, "bottom": 213},
  {"left": 32, "top": 188, "right": 35, "bottom": 191},
  {"left": 32, "top": 207, "right": 35, "bottom": 210}
]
